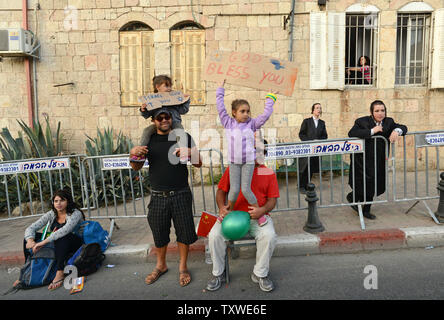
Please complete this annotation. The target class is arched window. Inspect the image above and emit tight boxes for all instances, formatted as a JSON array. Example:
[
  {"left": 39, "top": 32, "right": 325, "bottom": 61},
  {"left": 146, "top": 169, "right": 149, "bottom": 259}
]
[
  {"left": 171, "top": 21, "right": 206, "bottom": 105},
  {"left": 119, "top": 22, "right": 154, "bottom": 106},
  {"left": 395, "top": 2, "right": 433, "bottom": 86}
]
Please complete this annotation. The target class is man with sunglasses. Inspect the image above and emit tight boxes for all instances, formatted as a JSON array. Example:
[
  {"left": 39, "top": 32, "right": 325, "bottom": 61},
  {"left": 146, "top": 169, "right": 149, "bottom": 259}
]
[{"left": 130, "top": 108, "right": 202, "bottom": 287}]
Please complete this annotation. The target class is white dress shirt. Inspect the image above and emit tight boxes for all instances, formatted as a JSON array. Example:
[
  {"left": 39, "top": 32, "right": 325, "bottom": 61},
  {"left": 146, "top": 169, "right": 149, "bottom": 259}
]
[
  {"left": 370, "top": 120, "right": 403, "bottom": 136},
  {"left": 312, "top": 116, "right": 319, "bottom": 128}
]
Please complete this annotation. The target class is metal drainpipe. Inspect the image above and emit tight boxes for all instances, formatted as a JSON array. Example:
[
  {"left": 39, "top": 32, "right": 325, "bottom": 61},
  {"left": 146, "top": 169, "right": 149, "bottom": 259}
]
[
  {"left": 22, "top": 0, "right": 34, "bottom": 128},
  {"left": 33, "top": 4, "right": 39, "bottom": 123},
  {"left": 288, "top": 0, "right": 296, "bottom": 61}
]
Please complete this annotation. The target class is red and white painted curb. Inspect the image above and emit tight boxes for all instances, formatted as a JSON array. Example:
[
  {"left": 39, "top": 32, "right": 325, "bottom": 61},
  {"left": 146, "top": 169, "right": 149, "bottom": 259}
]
[{"left": 274, "top": 226, "right": 444, "bottom": 256}]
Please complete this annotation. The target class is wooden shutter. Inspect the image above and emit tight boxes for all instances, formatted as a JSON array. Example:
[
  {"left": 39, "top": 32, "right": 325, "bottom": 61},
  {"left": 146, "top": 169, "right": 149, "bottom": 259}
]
[
  {"left": 327, "top": 12, "right": 345, "bottom": 89},
  {"left": 141, "top": 31, "right": 155, "bottom": 95},
  {"left": 186, "top": 30, "right": 206, "bottom": 105},
  {"left": 120, "top": 31, "right": 154, "bottom": 106},
  {"left": 431, "top": 9, "right": 444, "bottom": 88},
  {"left": 310, "top": 12, "right": 328, "bottom": 89},
  {"left": 171, "top": 29, "right": 206, "bottom": 105},
  {"left": 120, "top": 32, "right": 141, "bottom": 106},
  {"left": 171, "top": 30, "right": 185, "bottom": 92}
]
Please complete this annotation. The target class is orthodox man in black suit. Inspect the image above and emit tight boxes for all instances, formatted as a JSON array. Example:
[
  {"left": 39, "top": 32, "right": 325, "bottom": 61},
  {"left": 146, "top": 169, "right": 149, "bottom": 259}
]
[
  {"left": 298, "top": 103, "right": 328, "bottom": 193},
  {"left": 347, "top": 100, "right": 407, "bottom": 220}
]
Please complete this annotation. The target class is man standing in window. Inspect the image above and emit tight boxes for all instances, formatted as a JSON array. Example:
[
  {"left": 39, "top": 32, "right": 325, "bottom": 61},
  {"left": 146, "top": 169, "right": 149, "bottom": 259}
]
[{"left": 129, "top": 108, "right": 202, "bottom": 287}]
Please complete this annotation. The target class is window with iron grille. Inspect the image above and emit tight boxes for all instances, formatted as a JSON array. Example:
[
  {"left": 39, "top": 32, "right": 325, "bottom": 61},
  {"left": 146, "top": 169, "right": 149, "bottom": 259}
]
[
  {"left": 395, "top": 13, "right": 431, "bottom": 86},
  {"left": 345, "top": 14, "right": 377, "bottom": 86}
]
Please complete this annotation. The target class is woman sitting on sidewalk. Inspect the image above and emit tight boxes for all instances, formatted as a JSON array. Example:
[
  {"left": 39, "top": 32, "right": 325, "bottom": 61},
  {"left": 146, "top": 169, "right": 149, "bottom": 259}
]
[{"left": 13, "top": 188, "right": 85, "bottom": 290}]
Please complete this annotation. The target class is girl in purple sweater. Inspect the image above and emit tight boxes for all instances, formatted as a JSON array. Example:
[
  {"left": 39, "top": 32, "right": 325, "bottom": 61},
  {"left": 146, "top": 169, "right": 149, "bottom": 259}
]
[{"left": 217, "top": 80, "right": 277, "bottom": 227}]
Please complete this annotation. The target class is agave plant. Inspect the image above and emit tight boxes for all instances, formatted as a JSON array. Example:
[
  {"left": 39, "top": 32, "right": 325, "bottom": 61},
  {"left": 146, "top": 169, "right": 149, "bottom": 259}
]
[
  {"left": 0, "top": 129, "right": 32, "bottom": 161},
  {"left": 0, "top": 116, "right": 66, "bottom": 215},
  {"left": 0, "top": 116, "right": 63, "bottom": 161},
  {"left": 85, "top": 127, "right": 133, "bottom": 156}
]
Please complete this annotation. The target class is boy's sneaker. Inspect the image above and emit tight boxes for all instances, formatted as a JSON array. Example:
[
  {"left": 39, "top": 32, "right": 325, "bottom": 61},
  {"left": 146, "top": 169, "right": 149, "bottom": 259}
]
[
  {"left": 251, "top": 273, "right": 274, "bottom": 292},
  {"left": 206, "top": 273, "right": 225, "bottom": 291}
]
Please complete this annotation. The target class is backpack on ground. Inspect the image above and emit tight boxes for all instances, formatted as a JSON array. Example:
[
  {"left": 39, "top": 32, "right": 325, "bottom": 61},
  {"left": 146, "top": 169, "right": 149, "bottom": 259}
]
[
  {"left": 67, "top": 242, "right": 106, "bottom": 276},
  {"left": 75, "top": 220, "right": 110, "bottom": 252},
  {"left": 3, "top": 243, "right": 57, "bottom": 294}
]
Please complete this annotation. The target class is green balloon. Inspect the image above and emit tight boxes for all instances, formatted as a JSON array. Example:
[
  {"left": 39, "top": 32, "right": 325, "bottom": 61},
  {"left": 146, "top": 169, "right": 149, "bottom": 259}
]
[{"left": 221, "top": 210, "right": 251, "bottom": 240}]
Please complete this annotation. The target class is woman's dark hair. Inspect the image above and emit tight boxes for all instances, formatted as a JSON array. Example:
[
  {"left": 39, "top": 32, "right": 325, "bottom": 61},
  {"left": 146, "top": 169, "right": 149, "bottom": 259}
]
[
  {"left": 370, "top": 100, "right": 386, "bottom": 116},
  {"left": 51, "top": 188, "right": 84, "bottom": 219},
  {"left": 231, "top": 99, "right": 250, "bottom": 117},
  {"left": 311, "top": 103, "right": 321, "bottom": 114},
  {"left": 152, "top": 75, "right": 172, "bottom": 93},
  {"left": 360, "top": 56, "right": 370, "bottom": 66}
]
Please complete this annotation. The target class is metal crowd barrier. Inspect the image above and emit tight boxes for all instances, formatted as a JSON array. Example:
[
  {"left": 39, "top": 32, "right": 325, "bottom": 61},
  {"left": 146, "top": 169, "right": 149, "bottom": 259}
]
[
  {"left": 1, "top": 130, "right": 442, "bottom": 233},
  {"left": 80, "top": 149, "right": 225, "bottom": 220},
  {"left": 264, "top": 136, "right": 389, "bottom": 229},
  {"left": 0, "top": 155, "right": 86, "bottom": 221},
  {"left": 81, "top": 154, "right": 148, "bottom": 219},
  {"left": 392, "top": 130, "right": 444, "bottom": 223}
]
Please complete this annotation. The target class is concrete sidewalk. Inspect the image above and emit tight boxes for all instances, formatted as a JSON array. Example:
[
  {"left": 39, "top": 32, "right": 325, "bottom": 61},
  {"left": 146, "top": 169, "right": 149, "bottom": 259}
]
[{"left": 1, "top": 194, "right": 443, "bottom": 266}]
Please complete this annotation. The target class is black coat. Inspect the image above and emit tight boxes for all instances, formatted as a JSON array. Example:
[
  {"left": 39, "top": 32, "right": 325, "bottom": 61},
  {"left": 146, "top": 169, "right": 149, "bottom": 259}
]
[
  {"left": 299, "top": 117, "right": 328, "bottom": 142},
  {"left": 299, "top": 117, "right": 328, "bottom": 173},
  {"left": 348, "top": 116, "right": 407, "bottom": 199}
]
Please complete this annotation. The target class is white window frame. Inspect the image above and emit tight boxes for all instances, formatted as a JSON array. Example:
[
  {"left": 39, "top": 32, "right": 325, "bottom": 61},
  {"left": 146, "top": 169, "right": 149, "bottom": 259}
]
[
  {"left": 395, "top": 13, "right": 432, "bottom": 86},
  {"left": 431, "top": 8, "right": 444, "bottom": 88},
  {"left": 395, "top": 2, "right": 435, "bottom": 87}
]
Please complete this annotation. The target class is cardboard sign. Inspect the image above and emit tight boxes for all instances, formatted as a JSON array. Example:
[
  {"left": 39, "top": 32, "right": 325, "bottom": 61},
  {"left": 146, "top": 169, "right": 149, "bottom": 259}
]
[
  {"left": 138, "top": 91, "right": 189, "bottom": 111},
  {"left": 202, "top": 51, "right": 298, "bottom": 96}
]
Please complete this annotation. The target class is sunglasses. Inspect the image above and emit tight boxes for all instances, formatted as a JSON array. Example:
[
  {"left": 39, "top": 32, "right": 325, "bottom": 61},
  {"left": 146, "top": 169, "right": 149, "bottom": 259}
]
[{"left": 155, "top": 114, "right": 171, "bottom": 122}]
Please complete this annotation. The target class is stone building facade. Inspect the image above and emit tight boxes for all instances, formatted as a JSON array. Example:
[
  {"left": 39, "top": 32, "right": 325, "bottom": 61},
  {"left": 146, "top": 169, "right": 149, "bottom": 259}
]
[{"left": 0, "top": 0, "right": 443, "bottom": 169}]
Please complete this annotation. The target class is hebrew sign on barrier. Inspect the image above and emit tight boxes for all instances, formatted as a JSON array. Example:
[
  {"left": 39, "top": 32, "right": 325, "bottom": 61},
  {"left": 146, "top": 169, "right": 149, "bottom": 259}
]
[
  {"left": 415, "top": 132, "right": 444, "bottom": 147},
  {"left": 0, "top": 158, "right": 70, "bottom": 175},
  {"left": 202, "top": 51, "right": 298, "bottom": 96},
  {"left": 138, "top": 91, "right": 189, "bottom": 111},
  {"left": 102, "top": 157, "right": 149, "bottom": 170},
  {"left": 265, "top": 139, "right": 364, "bottom": 159}
]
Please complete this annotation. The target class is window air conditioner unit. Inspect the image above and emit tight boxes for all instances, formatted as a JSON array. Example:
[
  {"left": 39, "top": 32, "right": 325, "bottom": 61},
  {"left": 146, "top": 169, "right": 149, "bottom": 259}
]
[{"left": 0, "top": 28, "right": 34, "bottom": 57}]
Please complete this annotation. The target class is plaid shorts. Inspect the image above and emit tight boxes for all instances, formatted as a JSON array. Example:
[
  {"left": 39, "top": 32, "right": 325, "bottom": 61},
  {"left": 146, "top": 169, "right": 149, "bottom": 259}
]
[{"left": 147, "top": 188, "right": 197, "bottom": 248}]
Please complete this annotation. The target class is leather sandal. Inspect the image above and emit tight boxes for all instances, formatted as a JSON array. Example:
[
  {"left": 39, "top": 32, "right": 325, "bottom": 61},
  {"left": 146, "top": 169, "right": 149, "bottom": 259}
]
[
  {"left": 48, "top": 278, "right": 64, "bottom": 291},
  {"left": 179, "top": 270, "right": 191, "bottom": 287},
  {"left": 145, "top": 268, "right": 168, "bottom": 285}
]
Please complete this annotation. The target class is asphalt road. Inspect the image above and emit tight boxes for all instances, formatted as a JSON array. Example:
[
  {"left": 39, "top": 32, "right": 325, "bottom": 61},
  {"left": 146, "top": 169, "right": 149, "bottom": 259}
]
[{"left": 1, "top": 247, "right": 444, "bottom": 301}]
